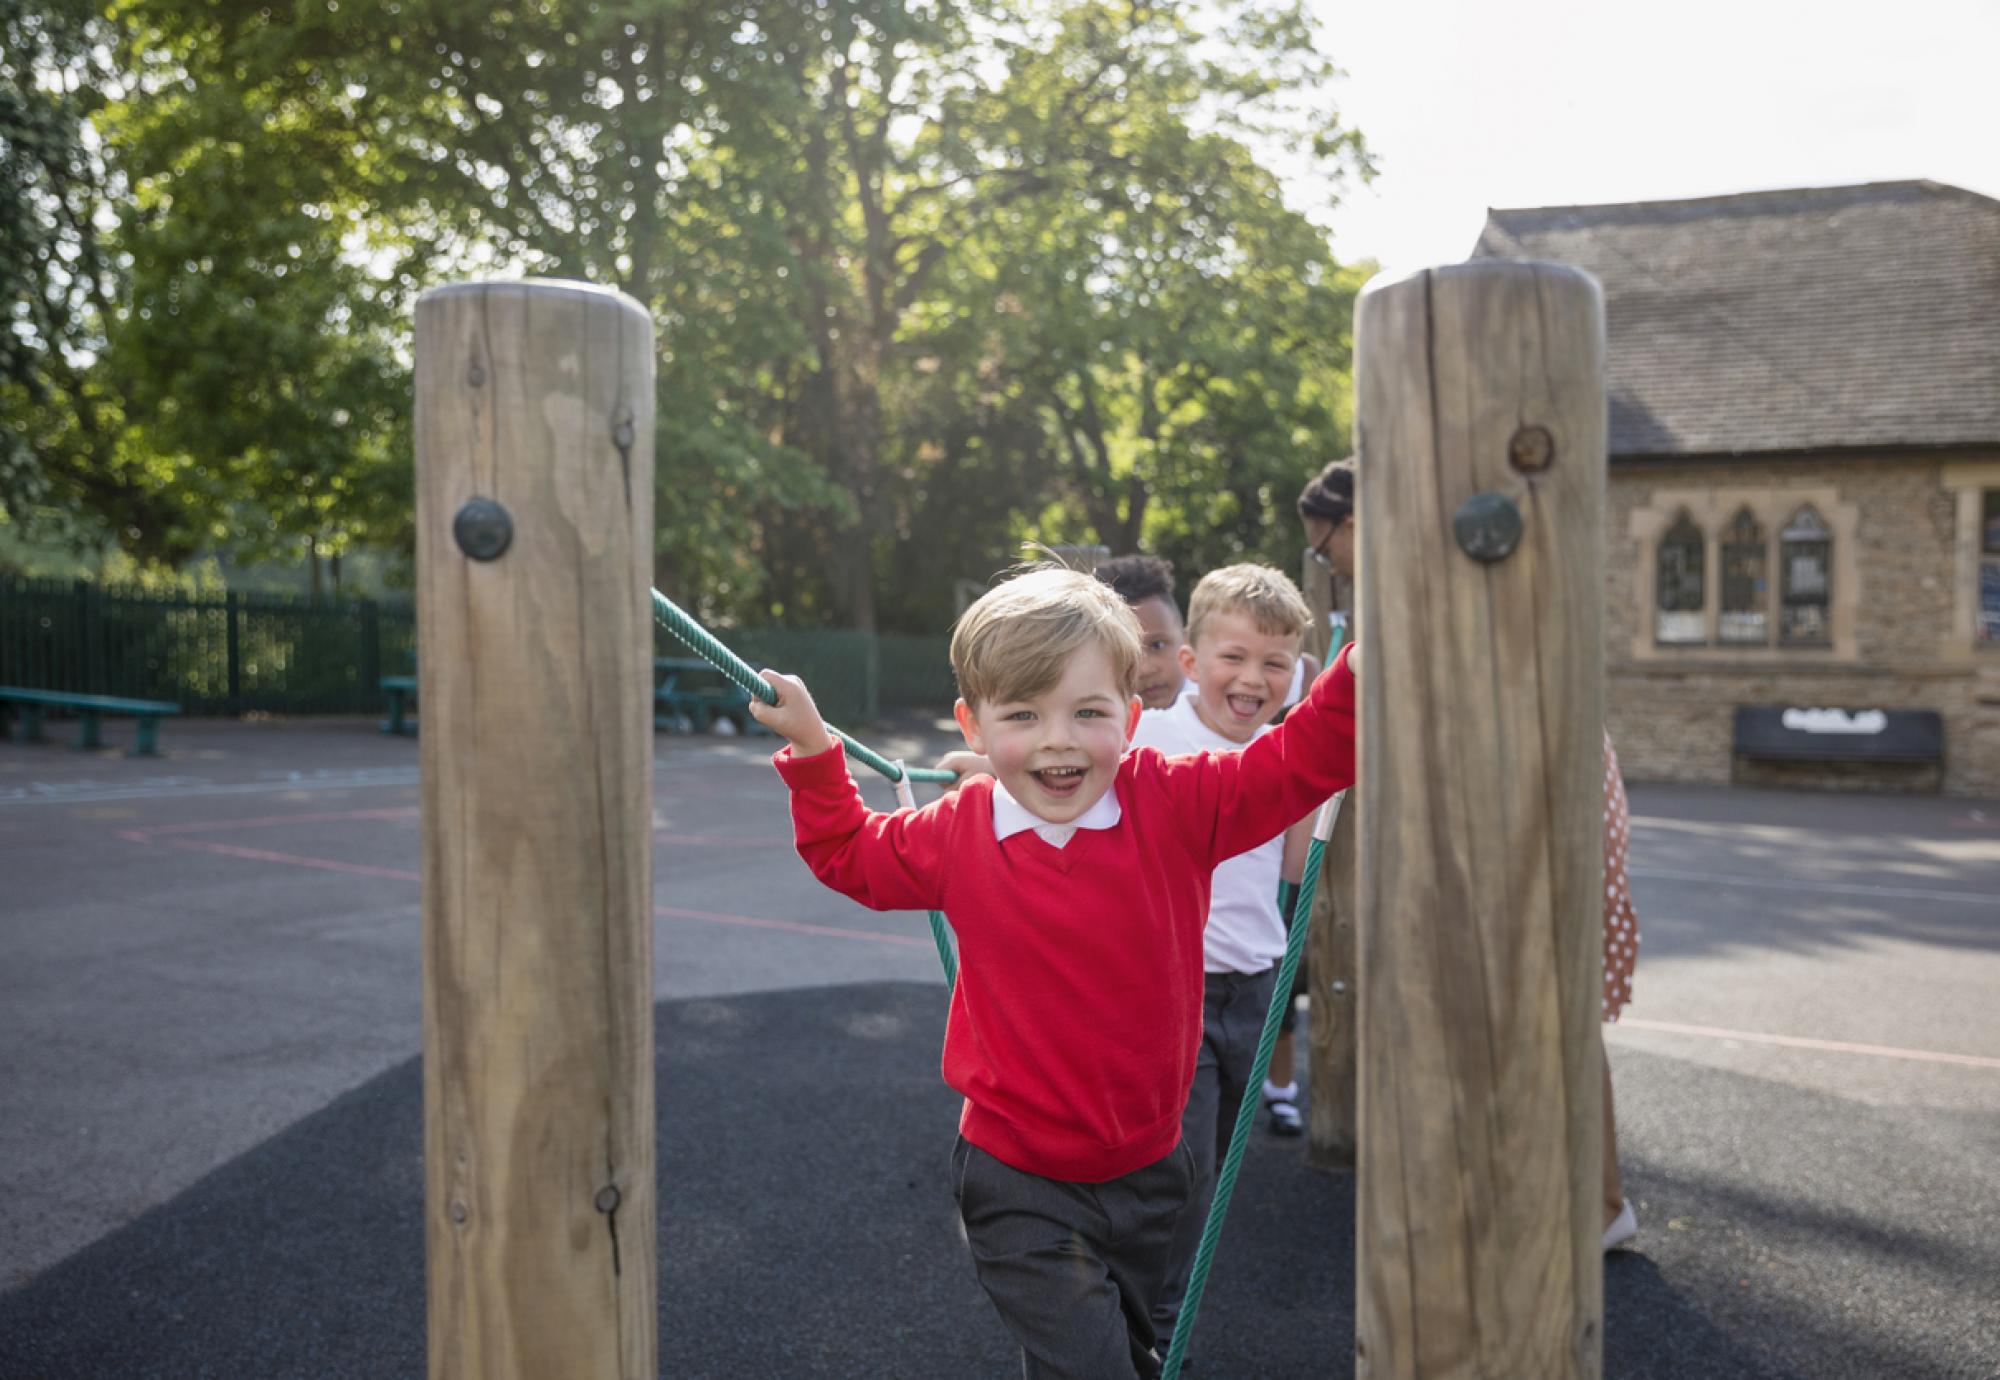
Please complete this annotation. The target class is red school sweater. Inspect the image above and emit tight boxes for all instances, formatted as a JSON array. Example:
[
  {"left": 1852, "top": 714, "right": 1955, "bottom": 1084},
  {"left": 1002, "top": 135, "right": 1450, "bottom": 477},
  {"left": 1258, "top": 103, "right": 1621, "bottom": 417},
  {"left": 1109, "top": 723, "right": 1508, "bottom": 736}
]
[{"left": 772, "top": 646, "right": 1358, "bottom": 1183}]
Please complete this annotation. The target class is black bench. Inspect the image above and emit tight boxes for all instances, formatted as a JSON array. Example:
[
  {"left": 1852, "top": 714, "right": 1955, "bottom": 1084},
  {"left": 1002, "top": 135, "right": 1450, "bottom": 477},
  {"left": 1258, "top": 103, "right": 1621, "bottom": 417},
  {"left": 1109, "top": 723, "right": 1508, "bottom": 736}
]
[
  {"left": 380, "top": 676, "right": 418, "bottom": 736},
  {"left": 0, "top": 687, "right": 184, "bottom": 756},
  {"left": 1732, "top": 705, "right": 1943, "bottom": 766}
]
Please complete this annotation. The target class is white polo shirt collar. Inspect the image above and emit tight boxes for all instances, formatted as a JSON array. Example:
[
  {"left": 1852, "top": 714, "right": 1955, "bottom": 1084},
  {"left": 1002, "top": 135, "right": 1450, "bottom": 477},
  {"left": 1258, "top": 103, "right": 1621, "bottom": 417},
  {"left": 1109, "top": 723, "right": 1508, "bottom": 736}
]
[{"left": 990, "top": 777, "right": 1122, "bottom": 850}]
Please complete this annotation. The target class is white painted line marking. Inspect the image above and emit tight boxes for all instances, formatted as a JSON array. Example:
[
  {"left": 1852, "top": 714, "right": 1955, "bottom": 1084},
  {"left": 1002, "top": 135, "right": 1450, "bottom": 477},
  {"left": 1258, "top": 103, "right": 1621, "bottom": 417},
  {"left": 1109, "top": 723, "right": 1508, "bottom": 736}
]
[
  {"left": 1619, "top": 1016, "right": 2000, "bottom": 1070},
  {"left": 1629, "top": 865, "right": 1996, "bottom": 907},
  {"left": 0, "top": 770, "right": 421, "bottom": 807}
]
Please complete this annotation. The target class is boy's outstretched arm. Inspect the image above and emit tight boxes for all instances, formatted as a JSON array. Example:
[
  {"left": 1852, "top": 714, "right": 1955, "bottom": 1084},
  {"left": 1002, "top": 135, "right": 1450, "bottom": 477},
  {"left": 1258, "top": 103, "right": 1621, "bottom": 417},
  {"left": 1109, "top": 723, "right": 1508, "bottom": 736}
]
[
  {"left": 752, "top": 668, "right": 953, "bottom": 915},
  {"left": 1157, "top": 643, "right": 1358, "bottom": 866}
]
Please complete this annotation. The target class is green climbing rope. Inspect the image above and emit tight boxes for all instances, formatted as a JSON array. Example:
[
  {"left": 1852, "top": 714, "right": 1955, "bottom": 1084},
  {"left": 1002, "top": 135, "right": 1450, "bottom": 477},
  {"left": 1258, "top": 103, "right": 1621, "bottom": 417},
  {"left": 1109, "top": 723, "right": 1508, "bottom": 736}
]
[
  {"left": 1163, "top": 624, "right": 1353, "bottom": 1377},
  {"left": 650, "top": 587, "right": 959, "bottom": 985},
  {"left": 1161, "top": 798, "right": 1338, "bottom": 1380}
]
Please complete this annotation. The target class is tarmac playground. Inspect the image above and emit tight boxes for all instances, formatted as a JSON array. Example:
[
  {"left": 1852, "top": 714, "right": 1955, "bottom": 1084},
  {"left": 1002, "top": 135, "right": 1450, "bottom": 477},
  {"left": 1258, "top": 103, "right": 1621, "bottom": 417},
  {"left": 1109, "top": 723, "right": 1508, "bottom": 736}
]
[{"left": 1, "top": 715, "right": 1996, "bottom": 1377}]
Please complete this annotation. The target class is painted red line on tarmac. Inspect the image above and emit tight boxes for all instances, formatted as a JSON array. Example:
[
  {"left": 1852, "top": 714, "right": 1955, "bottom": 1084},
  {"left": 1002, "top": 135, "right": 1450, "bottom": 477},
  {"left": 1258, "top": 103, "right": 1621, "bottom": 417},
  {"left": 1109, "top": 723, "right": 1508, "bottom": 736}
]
[
  {"left": 655, "top": 904, "right": 932, "bottom": 949},
  {"left": 121, "top": 807, "right": 420, "bottom": 840},
  {"left": 1619, "top": 1016, "right": 2000, "bottom": 1071},
  {"left": 159, "top": 838, "right": 423, "bottom": 882}
]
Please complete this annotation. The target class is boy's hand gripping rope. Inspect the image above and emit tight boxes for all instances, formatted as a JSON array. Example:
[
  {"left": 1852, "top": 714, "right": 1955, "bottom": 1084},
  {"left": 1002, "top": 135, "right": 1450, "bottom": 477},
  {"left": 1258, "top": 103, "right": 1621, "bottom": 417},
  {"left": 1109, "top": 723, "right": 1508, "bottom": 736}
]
[{"left": 650, "top": 589, "right": 958, "bottom": 986}]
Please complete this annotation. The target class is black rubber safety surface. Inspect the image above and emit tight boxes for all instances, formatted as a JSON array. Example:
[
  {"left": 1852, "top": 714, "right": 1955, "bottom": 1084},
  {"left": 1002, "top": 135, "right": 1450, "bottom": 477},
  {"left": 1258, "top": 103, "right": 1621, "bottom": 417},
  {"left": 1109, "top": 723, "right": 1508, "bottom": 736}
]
[{"left": 2, "top": 981, "right": 1993, "bottom": 1378}]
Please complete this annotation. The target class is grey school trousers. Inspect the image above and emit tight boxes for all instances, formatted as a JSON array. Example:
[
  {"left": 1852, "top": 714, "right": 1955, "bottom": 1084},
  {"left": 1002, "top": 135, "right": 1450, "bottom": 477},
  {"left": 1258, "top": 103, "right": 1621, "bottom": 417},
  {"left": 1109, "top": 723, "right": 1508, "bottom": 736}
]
[
  {"left": 953, "top": 1135, "right": 1196, "bottom": 1379},
  {"left": 1152, "top": 965, "right": 1281, "bottom": 1349}
]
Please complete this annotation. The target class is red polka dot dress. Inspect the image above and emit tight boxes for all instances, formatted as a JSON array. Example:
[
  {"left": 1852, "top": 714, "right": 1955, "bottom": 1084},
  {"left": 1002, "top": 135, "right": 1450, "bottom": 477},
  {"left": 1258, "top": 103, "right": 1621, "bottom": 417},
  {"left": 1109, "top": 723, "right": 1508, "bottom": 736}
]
[{"left": 1602, "top": 732, "right": 1640, "bottom": 1022}]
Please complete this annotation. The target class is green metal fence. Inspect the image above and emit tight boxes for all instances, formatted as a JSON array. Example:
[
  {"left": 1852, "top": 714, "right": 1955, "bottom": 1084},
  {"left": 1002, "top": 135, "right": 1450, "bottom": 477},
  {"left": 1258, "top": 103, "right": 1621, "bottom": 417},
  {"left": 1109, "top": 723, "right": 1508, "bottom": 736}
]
[
  {"left": 702, "top": 626, "right": 956, "bottom": 725},
  {"left": 878, "top": 631, "right": 960, "bottom": 714},
  {"left": 0, "top": 577, "right": 954, "bottom": 723},
  {"left": 0, "top": 577, "right": 417, "bottom": 714}
]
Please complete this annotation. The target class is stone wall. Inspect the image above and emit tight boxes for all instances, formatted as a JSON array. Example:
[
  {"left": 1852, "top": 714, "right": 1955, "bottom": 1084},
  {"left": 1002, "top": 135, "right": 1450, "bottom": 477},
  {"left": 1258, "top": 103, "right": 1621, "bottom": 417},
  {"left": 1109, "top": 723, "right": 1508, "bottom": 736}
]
[{"left": 1606, "top": 453, "right": 2000, "bottom": 797}]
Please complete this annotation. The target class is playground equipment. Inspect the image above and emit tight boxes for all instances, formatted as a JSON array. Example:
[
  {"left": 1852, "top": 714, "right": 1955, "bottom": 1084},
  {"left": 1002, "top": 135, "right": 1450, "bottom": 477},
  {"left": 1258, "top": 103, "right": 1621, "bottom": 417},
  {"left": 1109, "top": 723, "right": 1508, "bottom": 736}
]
[
  {"left": 1352, "top": 261, "right": 1607, "bottom": 1378},
  {"left": 414, "top": 281, "right": 659, "bottom": 1380},
  {"left": 412, "top": 262, "right": 1608, "bottom": 1378}
]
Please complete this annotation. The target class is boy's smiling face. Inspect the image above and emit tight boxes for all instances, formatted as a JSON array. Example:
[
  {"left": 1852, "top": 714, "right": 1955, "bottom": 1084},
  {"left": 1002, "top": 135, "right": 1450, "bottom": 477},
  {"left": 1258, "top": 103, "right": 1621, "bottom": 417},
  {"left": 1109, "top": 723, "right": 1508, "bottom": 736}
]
[
  {"left": 1179, "top": 608, "right": 1301, "bottom": 745},
  {"left": 954, "top": 642, "right": 1142, "bottom": 824}
]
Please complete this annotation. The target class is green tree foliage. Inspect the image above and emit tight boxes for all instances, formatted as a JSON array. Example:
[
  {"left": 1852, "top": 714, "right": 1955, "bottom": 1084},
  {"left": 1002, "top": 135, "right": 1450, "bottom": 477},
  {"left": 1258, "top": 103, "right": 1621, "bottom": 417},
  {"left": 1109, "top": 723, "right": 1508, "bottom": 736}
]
[
  {"left": 14, "top": 0, "right": 1369, "bottom": 626},
  {"left": 0, "top": 0, "right": 180, "bottom": 558},
  {"left": 107, "top": 0, "right": 851, "bottom": 609},
  {"left": 106, "top": 34, "right": 411, "bottom": 576},
  {"left": 731, "top": 0, "right": 1374, "bottom": 629},
  {"left": 888, "top": 2, "right": 1370, "bottom": 629}
]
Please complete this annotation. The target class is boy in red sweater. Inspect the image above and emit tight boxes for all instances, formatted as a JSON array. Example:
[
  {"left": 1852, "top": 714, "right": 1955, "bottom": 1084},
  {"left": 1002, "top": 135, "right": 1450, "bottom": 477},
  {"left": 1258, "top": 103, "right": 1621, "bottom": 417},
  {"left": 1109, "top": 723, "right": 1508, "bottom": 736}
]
[{"left": 749, "top": 567, "right": 1356, "bottom": 1379}]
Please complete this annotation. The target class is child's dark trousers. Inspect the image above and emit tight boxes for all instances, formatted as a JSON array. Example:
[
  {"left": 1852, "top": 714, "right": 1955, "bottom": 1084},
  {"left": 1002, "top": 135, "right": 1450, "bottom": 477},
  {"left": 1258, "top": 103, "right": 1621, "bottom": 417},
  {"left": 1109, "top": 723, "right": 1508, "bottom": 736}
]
[{"left": 953, "top": 1134, "right": 1196, "bottom": 1379}]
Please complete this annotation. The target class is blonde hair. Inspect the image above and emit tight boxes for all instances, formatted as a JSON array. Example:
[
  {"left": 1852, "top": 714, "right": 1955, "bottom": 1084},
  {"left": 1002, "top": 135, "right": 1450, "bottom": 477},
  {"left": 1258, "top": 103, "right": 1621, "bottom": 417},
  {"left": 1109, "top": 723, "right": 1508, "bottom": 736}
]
[
  {"left": 1186, "top": 563, "right": 1311, "bottom": 646},
  {"left": 951, "top": 567, "right": 1142, "bottom": 708}
]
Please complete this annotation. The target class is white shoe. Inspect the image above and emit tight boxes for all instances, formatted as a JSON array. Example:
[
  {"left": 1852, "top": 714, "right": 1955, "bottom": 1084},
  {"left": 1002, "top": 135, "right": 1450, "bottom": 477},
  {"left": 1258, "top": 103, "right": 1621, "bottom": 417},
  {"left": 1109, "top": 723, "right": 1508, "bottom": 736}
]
[{"left": 1602, "top": 1200, "right": 1638, "bottom": 1252}]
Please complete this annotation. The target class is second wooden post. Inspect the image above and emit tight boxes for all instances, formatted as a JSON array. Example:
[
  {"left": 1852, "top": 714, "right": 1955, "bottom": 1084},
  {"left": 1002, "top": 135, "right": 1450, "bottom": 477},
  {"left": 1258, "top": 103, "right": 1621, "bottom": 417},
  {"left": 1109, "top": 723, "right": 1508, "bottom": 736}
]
[
  {"left": 1300, "top": 550, "right": 1358, "bottom": 1169},
  {"left": 1353, "top": 260, "right": 1606, "bottom": 1378},
  {"left": 415, "top": 280, "right": 658, "bottom": 1380}
]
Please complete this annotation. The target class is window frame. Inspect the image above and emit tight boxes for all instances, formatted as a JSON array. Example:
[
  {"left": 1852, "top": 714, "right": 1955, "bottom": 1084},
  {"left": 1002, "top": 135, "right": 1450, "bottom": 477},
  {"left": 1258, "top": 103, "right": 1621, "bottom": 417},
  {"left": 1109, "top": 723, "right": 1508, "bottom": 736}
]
[
  {"left": 1979, "top": 488, "right": 2000, "bottom": 648},
  {"left": 1629, "top": 486, "right": 1858, "bottom": 665},
  {"left": 1778, "top": 505, "right": 1834, "bottom": 648},
  {"left": 1654, "top": 510, "right": 1708, "bottom": 646},
  {"left": 1718, "top": 507, "right": 1770, "bottom": 646}
]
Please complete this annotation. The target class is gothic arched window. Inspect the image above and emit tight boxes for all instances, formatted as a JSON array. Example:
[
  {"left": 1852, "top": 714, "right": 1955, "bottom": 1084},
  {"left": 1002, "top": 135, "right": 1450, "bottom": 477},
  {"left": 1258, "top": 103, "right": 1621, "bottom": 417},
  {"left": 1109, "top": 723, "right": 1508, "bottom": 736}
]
[
  {"left": 1779, "top": 506, "right": 1832, "bottom": 646},
  {"left": 1655, "top": 512, "right": 1706, "bottom": 644},
  {"left": 1719, "top": 508, "right": 1769, "bottom": 645}
]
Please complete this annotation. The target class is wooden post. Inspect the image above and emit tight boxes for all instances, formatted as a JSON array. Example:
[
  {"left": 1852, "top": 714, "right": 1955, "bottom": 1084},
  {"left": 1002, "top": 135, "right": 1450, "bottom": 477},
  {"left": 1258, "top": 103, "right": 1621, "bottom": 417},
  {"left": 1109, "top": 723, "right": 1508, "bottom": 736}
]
[
  {"left": 1301, "top": 552, "right": 1358, "bottom": 1170},
  {"left": 1353, "top": 260, "right": 1605, "bottom": 1378},
  {"left": 415, "top": 280, "right": 658, "bottom": 1380},
  {"left": 1304, "top": 796, "right": 1360, "bottom": 1168}
]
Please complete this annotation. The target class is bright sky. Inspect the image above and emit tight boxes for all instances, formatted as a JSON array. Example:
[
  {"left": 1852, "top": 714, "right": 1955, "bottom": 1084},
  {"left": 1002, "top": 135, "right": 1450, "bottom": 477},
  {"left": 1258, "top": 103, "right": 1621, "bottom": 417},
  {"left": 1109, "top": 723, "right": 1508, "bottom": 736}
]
[{"left": 1300, "top": 0, "right": 2000, "bottom": 274}]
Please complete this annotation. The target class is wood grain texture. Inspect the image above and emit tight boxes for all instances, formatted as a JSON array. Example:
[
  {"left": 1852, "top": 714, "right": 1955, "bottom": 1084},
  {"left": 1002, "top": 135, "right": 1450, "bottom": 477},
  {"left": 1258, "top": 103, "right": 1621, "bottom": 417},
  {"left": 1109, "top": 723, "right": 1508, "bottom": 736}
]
[
  {"left": 1305, "top": 800, "right": 1360, "bottom": 1169},
  {"left": 414, "top": 281, "right": 657, "bottom": 1380},
  {"left": 1353, "top": 261, "right": 1606, "bottom": 1379},
  {"left": 1302, "top": 550, "right": 1359, "bottom": 1170}
]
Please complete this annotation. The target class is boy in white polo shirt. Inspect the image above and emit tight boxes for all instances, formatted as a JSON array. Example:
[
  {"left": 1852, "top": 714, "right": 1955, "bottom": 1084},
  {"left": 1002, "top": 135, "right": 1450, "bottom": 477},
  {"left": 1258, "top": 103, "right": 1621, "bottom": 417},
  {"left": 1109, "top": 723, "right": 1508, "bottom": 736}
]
[{"left": 1129, "top": 563, "right": 1318, "bottom": 1354}]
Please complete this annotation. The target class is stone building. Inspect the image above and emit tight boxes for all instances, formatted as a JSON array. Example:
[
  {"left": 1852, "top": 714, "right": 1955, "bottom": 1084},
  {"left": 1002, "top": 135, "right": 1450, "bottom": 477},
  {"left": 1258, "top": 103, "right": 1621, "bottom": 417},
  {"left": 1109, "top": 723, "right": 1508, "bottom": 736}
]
[{"left": 1475, "top": 180, "right": 2000, "bottom": 795}]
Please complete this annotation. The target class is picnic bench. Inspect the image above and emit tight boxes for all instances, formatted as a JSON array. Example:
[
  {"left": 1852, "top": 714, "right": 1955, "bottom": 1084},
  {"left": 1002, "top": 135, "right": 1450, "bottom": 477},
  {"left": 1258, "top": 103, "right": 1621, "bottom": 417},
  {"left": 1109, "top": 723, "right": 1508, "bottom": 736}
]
[
  {"left": 380, "top": 675, "right": 418, "bottom": 736},
  {"left": 655, "top": 657, "right": 763, "bottom": 736},
  {"left": 0, "top": 687, "right": 183, "bottom": 756}
]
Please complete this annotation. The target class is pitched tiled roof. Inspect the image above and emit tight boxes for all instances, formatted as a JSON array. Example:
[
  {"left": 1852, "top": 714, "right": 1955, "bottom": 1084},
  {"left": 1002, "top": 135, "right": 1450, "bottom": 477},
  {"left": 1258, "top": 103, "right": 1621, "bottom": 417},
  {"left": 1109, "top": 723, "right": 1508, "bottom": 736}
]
[{"left": 1473, "top": 181, "right": 2000, "bottom": 457}]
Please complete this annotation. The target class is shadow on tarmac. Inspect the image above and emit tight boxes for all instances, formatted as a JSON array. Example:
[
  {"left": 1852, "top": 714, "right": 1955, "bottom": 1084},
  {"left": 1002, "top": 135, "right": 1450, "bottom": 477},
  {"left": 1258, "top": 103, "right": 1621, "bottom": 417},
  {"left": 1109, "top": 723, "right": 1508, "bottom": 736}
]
[{"left": 0, "top": 982, "right": 1990, "bottom": 1378}]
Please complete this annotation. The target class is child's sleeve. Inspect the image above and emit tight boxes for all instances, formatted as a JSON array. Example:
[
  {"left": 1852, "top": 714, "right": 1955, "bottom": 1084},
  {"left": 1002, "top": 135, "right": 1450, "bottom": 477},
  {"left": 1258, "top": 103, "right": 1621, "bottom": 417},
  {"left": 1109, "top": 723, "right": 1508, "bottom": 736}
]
[
  {"left": 1155, "top": 643, "right": 1358, "bottom": 867},
  {"left": 773, "top": 739, "right": 953, "bottom": 913}
]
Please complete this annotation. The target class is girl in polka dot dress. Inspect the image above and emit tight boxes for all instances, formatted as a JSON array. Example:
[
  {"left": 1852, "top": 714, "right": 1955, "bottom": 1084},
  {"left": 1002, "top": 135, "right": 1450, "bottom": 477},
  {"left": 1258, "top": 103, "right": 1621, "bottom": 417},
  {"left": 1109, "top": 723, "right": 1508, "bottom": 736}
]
[{"left": 1602, "top": 732, "right": 1641, "bottom": 1250}]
